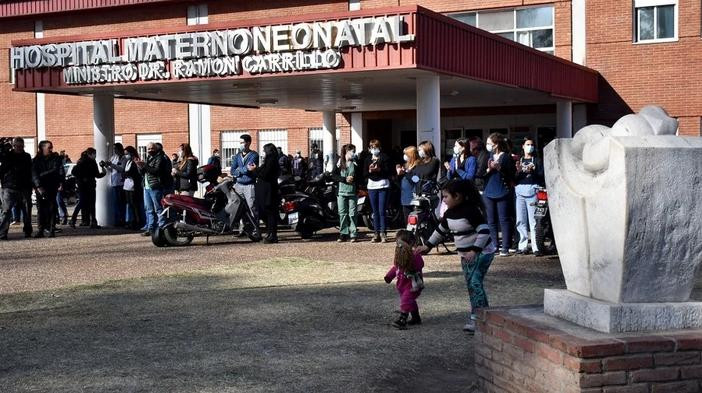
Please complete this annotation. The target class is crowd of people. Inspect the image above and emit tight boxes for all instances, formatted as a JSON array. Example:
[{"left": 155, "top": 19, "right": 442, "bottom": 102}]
[{"left": 0, "top": 132, "right": 546, "bottom": 332}]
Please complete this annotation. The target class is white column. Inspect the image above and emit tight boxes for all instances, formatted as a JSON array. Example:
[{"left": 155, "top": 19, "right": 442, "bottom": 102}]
[
  {"left": 557, "top": 100, "right": 574, "bottom": 138},
  {"left": 93, "top": 94, "right": 115, "bottom": 227},
  {"left": 573, "top": 104, "right": 588, "bottom": 135},
  {"left": 416, "top": 75, "right": 441, "bottom": 151},
  {"left": 572, "top": 0, "right": 586, "bottom": 65},
  {"left": 322, "top": 111, "right": 337, "bottom": 172},
  {"left": 351, "top": 112, "right": 364, "bottom": 149},
  {"left": 187, "top": 4, "right": 210, "bottom": 196},
  {"left": 34, "top": 21, "right": 46, "bottom": 142}
]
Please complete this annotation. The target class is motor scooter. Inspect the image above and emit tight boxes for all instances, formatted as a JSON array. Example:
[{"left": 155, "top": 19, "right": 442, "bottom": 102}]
[
  {"left": 151, "top": 164, "right": 261, "bottom": 247},
  {"left": 280, "top": 173, "right": 338, "bottom": 239},
  {"left": 406, "top": 176, "right": 454, "bottom": 253}
]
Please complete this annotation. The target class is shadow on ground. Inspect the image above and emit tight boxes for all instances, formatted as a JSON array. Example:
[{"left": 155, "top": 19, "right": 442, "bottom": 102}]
[{"left": 0, "top": 267, "right": 511, "bottom": 393}]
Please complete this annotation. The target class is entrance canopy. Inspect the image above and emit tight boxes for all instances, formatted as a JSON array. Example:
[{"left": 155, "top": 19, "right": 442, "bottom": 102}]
[{"left": 10, "top": 6, "right": 598, "bottom": 111}]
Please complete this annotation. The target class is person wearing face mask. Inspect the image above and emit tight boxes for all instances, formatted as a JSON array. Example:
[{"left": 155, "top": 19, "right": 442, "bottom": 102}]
[
  {"left": 397, "top": 146, "right": 421, "bottom": 223},
  {"left": 331, "top": 144, "right": 359, "bottom": 242},
  {"left": 122, "top": 146, "right": 145, "bottom": 230},
  {"left": 308, "top": 143, "right": 324, "bottom": 179},
  {"left": 291, "top": 150, "right": 307, "bottom": 178},
  {"left": 103, "top": 143, "right": 128, "bottom": 227},
  {"left": 255, "top": 143, "right": 280, "bottom": 243},
  {"left": 482, "top": 133, "right": 516, "bottom": 257},
  {"left": 172, "top": 143, "right": 199, "bottom": 197},
  {"left": 471, "top": 137, "right": 490, "bottom": 191},
  {"left": 445, "top": 138, "right": 477, "bottom": 181},
  {"left": 136, "top": 142, "right": 171, "bottom": 235},
  {"left": 514, "top": 137, "right": 544, "bottom": 256},
  {"left": 229, "top": 134, "right": 259, "bottom": 236},
  {"left": 364, "top": 139, "right": 393, "bottom": 243},
  {"left": 416, "top": 141, "right": 441, "bottom": 180},
  {"left": 69, "top": 147, "right": 107, "bottom": 229},
  {"left": 32, "top": 140, "right": 65, "bottom": 238}
]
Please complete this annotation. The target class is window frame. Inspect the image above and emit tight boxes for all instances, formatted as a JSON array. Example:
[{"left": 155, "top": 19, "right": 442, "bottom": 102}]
[
  {"left": 448, "top": 5, "right": 555, "bottom": 54},
  {"left": 136, "top": 133, "right": 162, "bottom": 161},
  {"left": 220, "top": 130, "right": 246, "bottom": 170},
  {"left": 633, "top": 0, "right": 678, "bottom": 44}
]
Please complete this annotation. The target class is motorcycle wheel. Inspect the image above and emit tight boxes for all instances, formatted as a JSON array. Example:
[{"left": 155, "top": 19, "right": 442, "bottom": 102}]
[
  {"left": 151, "top": 227, "right": 168, "bottom": 247},
  {"left": 162, "top": 222, "right": 194, "bottom": 246},
  {"left": 535, "top": 215, "right": 553, "bottom": 254}
]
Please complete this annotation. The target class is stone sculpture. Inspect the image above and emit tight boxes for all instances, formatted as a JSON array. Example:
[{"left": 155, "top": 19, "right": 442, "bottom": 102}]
[{"left": 542, "top": 106, "right": 702, "bottom": 332}]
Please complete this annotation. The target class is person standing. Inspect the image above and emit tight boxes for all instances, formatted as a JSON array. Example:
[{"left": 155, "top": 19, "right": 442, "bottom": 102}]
[
  {"left": 308, "top": 143, "right": 323, "bottom": 179},
  {"left": 0, "top": 137, "right": 33, "bottom": 239},
  {"left": 482, "top": 133, "right": 516, "bottom": 257},
  {"left": 471, "top": 137, "right": 489, "bottom": 192},
  {"left": 515, "top": 137, "right": 544, "bottom": 256},
  {"left": 364, "top": 139, "right": 393, "bottom": 243},
  {"left": 172, "top": 143, "right": 199, "bottom": 197},
  {"left": 397, "top": 146, "right": 420, "bottom": 223},
  {"left": 69, "top": 148, "right": 107, "bottom": 229},
  {"left": 104, "top": 143, "right": 128, "bottom": 226},
  {"left": 207, "top": 149, "right": 222, "bottom": 175},
  {"left": 332, "top": 144, "right": 359, "bottom": 242},
  {"left": 32, "top": 140, "right": 65, "bottom": 238},
  {"left": 137, "top": 142, "right": 170, "bottom": 236},
  {"left": 122, "top": 146, "right": 144, "bottom": 230},
  {"left": 229, "top": 134, "right": 259, "bottom": 235},
  {"left": 291, "top": 150, "right": 307, "bottom": 178},
  {"left": 255, "top": 143, "right": 280, "bottom": 243},
  {"left": 445, "top": 138, "right": 477, "bottom": 181}
]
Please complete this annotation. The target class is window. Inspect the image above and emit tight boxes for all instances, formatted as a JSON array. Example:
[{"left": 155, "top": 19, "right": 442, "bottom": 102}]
[
  {"left": 114, "top": 135, "right": 123, "bottom": 146},
  {"left": 220, "top": 131, "right": 245, "bottom": 169},
  {"left": 23, "top": 137, "right": 35, "bottom": 158},
  {"left": 449, "top": 6, "right": 555, "bottom": 54},
  {"left": 308, "top": 127, "right": 341, "bottom": 156},
  {"left": 634, "top": 0, "right": 677, "bottom": 42},
  {"left": 136, "top": 134, "right": 162, "bottom": 160},
  {"left": 258, "top": 129, "right": 288, "bottom": 155}
]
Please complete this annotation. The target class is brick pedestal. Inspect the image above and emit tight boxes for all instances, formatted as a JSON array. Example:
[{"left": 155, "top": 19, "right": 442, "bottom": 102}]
[{"left": 475, "top": 306, "right": 702, "bottom": 393}]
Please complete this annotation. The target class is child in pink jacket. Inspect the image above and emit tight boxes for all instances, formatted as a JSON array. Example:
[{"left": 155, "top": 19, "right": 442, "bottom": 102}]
[{"left": 385, "top": 230, "right": 425, "bottom": 329}]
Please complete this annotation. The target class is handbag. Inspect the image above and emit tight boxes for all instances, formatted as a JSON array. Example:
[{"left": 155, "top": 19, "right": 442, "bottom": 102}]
[{"left": 123, "top": 177, "right": 135, "bottom": 191}]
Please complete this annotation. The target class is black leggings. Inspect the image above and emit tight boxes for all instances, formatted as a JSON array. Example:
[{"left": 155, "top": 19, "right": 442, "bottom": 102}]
[
  {"left": 72, "top": 187, "right": 97, "bottom": 225},
  {"left": 37, "top": 189, "right": 58, "bottom": 232}
]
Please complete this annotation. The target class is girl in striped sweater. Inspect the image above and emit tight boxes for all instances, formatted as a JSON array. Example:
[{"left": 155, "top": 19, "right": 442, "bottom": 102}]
[{"left": 417, "top": 179, "right": 496, "bottom": 332}]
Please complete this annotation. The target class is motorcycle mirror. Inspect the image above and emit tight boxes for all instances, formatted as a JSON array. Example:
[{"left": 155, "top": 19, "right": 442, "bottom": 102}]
[{"left": 411, "top": 175, "right": 420, "bottom": 183}]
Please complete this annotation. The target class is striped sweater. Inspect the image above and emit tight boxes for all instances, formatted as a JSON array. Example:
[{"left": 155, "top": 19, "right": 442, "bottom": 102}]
[{"left": 427, "top": 203, "right": 496, "bottom": 255}]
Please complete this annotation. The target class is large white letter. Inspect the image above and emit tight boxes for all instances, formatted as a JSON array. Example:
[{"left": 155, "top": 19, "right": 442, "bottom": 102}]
[
  {"left": 271, "top": 25, "right": 291, "bottom": 52},
  {"left": 291, "top": 23, "right": 313, "bottom": 50},
  {"left": 253, "top": 26, "right": 271, "bottom": 53}
]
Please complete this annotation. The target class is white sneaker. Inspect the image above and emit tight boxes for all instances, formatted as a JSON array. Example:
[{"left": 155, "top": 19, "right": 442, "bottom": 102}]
[
  {"left": 463, "top": 320, "right": 476, "bottom": 332},
  {"left": 10, "top": 221, "right": 19, "bottom": 226}
]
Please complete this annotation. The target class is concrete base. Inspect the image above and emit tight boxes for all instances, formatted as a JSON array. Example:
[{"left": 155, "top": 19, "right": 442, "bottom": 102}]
[{"left": 544, "top": 289, "right": 702, "bottom": 333}]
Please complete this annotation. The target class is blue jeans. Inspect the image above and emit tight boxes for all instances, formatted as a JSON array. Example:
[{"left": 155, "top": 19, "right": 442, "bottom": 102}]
[
  {"left": 56, "top": 190, "right": 68, "bottom": 220},
  {"left": 515, "top": 184, "right": 539, "bottom": 252},
  {"left": 368, "top": 188, "right": 389, "bottom": 234},
  {"left": 143, "top": 188, "right": 165, "bottom": 231},
  {"left": 483, "top": 194, "right": 512, "bottom": 253}
]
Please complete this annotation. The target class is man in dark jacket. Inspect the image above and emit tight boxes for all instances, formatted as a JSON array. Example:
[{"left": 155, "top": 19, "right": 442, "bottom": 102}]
[
  {"left": 32, "top": 140, "right": 65, "bottom": 238},
  {"left": 136, "top": 142, "right": 171, "bottom": 235},
  {"left": 0, "top": 137, "right": 34, "bottom": 239}
]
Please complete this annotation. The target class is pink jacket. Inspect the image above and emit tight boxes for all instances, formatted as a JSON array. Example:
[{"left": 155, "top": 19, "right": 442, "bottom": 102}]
[{"left": 385, "top": 252, "right": 425, "bottom": 293}]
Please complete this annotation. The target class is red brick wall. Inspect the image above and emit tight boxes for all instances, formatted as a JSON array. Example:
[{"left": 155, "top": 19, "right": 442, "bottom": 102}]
[
  {"left": 476, "top": 308, "right": 702, "bottom": 392},
  {"left": 0, "top": 19, "right": 36, "bottom": 139},
  {"left": 586, "top": 0, "right": 702, "bottom": 135}
]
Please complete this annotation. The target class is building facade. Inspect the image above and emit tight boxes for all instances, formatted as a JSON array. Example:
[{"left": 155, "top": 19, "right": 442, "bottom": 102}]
[{"left": 1, "top": 0, "right": 699, "bottom": 165}]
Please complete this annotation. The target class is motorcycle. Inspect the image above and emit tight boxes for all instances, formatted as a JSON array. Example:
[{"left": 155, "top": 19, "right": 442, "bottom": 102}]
[
  {"left": 406, "top": 176, "right": 454, "bottom": 253},
  {"left": 151, "top": 164, "right": 261, "bottom": 247},
  {"left": 533, "top": 187, "right": 557, "bottom": 255},
  {"left": 280, "top": 172, "right": 339, "bottom": 239}
]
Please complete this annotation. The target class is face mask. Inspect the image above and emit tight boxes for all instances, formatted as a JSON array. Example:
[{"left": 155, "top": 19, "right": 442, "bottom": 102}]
[
  {"left": 314, "top": 153, "right": 319, "bottom": 159},
  {"left": 295, "top": 153, "right": 301, "bottom": 158},
  {"left": 370, "top": 148, "right": 380, "bottom": 156},
  {"left": 403, "top": 154, "right": 409, "bottom": 162},
  {"left": 525, "top": 146, "right": 535, "bottom": 154},
  {"left": 214, "top": 153, "right": 220, "bottom": 157},
  {"left": 346, "top": 152, "right": 354, "bottom": 160},
  {"left": 486, "top": 144, "right": 494, "bottom": 153},
  {"left": 260, "top": 152, "right": 266, "bottom": 159},
  {"left": 240, "top": 143, "right": 246, "bottom": 150},
  {"left": 148, "top": 150, "right": 157, "bottom": 156},
  {"left": 453, "top": 146, "right": 462, "bottom": 155},
  {"left": 124, "top": 154, "right": 132, "bottom": 160},
  {"left": 178, "top": 150, "right": 184, "bottom": 158},
  {"left": 418, "top": 149, "right": 427, "bottom": 159}
]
